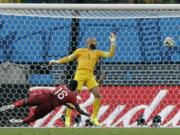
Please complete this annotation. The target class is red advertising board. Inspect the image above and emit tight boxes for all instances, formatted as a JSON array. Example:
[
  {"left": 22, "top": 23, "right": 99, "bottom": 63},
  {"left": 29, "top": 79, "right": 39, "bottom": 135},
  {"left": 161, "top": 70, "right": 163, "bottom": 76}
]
[{"left": 29, "top": 86, "right": 179, "bottom": 127}]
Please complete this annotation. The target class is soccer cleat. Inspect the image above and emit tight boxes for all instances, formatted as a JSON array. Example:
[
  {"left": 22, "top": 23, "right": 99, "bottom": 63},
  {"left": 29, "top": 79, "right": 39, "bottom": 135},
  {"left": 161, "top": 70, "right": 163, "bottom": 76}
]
[
  {"left": 0, "top": 104, "right": 15, "bottom": 112},
  {"left": 90, "top": 117, "right": 101, "bottom": 126},
  {"left": 65, "top": 117, "right": 70, "bottom": 127},
  {"left": 10, "top": 119, "right": 23, "bottom": 124}
]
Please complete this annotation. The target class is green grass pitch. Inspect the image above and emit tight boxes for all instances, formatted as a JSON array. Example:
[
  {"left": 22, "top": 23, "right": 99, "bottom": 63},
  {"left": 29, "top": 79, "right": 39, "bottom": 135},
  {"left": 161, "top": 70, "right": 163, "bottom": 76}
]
[{"left": 0, "top": 128, "right": 180, "bottom": 135}]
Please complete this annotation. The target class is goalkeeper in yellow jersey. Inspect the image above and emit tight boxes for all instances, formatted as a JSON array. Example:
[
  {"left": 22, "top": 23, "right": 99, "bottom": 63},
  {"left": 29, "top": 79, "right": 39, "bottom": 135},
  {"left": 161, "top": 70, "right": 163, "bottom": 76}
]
[{"left": 49, "top": 32, "right": 116, "bottom": 126}]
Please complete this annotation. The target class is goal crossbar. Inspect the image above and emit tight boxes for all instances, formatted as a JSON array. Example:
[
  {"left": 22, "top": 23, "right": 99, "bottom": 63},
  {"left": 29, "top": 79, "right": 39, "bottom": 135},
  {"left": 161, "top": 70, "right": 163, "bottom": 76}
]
[{"left": 0, "top": 4, "right": 180, "bottom": 10}]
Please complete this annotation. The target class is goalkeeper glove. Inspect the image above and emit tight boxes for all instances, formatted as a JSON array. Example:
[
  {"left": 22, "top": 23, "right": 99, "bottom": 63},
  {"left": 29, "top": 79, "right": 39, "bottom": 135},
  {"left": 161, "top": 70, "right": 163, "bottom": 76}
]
[
  {"left": 49, "top": 60, "right": 59, "bottom": 65},
  {"left": 110, "top": 32, "right": 116, "bottom": 43}
]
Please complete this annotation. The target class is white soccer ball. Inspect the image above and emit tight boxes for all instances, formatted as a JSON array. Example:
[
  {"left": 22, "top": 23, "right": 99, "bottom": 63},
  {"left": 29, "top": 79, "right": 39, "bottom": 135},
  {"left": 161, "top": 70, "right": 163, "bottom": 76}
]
[{"left": 164, "top": 37, "right": 174, "bottom": 47}]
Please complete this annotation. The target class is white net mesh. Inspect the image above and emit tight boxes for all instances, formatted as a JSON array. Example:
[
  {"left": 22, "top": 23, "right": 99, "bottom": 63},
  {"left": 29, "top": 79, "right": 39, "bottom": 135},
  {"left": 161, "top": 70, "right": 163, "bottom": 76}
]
[{"left": 0, "top": 8, "right": 179, "bottom": 127}]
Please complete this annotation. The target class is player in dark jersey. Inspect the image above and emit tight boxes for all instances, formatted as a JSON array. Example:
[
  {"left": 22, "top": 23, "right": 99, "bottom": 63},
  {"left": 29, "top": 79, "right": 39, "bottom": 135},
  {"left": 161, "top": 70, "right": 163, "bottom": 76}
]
[{"left": 0, "top": 80, "right": 90, "bottom": 124}]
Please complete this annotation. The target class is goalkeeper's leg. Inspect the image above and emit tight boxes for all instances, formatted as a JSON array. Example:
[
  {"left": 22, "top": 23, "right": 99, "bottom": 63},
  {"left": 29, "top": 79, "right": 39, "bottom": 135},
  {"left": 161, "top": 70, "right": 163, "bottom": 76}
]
[
  {"left": 90, "top": 86, "right": 101, "bottom": 126},
  {"left": 65, "top": 90, "right": 79, "bottom": 127},
  {"left": 65, "top": 107, "right": 72, "bottom": 127},
  {"left": 65, "top": 73, "right": 83, "bottom": 127}
]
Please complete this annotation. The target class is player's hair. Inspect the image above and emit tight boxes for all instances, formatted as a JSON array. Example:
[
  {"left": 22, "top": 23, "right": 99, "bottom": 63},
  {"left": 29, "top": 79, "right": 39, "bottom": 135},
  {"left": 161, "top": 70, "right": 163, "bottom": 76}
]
[
  {"left": 67, "top": 80, "right": 78, "bottom": 91},
  {"left": 86, "top": 38, "right": 96, "bottom": 43},
  {"left": 87, "top": 38, "right": 97, "bottom": 49}
]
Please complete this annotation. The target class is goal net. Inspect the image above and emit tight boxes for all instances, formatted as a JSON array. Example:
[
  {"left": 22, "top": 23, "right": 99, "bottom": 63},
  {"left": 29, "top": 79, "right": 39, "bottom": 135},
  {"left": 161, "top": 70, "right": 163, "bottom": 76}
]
[{"left": 0, "top": 4, "right": 179, "bottom": 127}]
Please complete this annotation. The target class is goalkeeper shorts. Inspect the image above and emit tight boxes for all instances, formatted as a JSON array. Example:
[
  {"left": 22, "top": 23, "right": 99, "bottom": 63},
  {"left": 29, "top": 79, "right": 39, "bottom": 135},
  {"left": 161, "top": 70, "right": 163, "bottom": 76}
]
[{"left": 74, "top": 70, "right": 98, "bottom": 91}]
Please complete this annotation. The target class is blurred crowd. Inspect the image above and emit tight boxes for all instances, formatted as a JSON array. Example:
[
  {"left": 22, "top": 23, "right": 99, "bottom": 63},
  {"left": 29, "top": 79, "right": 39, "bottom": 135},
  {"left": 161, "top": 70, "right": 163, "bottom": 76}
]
[{"left": 0, "top": 0, "right": 179, "bottom": 3}]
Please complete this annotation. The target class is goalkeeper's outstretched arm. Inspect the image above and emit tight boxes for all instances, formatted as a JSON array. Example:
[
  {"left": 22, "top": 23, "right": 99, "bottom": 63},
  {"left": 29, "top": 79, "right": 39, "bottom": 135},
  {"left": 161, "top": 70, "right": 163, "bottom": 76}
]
[
  {"left": 49, "top": 50, "right": 78, "bottom": 65},
  {"left": 98, "top": 32, "right": 116, "bottom": 58}
]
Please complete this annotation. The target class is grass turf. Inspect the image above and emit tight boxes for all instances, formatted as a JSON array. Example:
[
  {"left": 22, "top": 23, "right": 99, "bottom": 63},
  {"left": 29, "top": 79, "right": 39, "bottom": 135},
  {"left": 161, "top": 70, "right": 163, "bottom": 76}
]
[{"left": 0, "top": 128, "right": 180, "bottom": 135}]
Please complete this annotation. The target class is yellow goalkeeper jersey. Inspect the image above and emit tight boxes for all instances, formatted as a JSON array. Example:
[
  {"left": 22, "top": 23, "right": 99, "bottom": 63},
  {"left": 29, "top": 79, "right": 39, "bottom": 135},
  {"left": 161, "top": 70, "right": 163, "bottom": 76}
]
[{"left": 59, "top": 45, "right": 115, "bottom": 72}]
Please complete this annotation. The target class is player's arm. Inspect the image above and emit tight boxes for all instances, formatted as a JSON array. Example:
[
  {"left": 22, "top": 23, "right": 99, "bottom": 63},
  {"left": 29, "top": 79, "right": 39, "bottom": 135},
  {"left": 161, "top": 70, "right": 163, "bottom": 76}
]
[
  {"left": 64, "top": 103, "right": 75, "bottom": 110},
  {"left": 49, "top": 49, "right": 79, "bottom": 65},
  {"left": 74, "top": 103, "right": 91, "bottom": 117},
  {"left": 98, "top": 32, "right": 116, "bottom": 58}
]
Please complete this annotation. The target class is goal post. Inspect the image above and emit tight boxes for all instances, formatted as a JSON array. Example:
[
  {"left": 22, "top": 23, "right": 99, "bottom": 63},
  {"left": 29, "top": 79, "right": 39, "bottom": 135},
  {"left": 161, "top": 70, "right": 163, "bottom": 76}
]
[{"left": 0, "top": 4, "right": 179, "bottom": 127}]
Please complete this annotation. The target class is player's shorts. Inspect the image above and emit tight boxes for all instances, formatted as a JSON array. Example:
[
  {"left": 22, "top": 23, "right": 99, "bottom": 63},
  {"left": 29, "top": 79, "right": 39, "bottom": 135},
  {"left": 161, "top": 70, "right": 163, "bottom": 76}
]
[
  {"left": 74, "top": 70, "right": 98, "bottom": 91},
  {"left": 25, "top": 93, "right": 59, "bottom": 122}
]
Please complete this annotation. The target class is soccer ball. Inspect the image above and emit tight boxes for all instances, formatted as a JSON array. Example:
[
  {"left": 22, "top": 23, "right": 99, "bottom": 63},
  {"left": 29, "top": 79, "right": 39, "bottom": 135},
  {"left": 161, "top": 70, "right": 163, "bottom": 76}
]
[{"left": 164, "top": 37, "right": 174, "bottom": 47}]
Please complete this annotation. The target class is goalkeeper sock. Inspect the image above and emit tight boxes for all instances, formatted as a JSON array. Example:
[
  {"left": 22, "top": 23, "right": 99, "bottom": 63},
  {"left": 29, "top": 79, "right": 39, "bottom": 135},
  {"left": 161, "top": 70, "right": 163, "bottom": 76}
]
[
  {"left": 92, "top": 98, "right": 100, "bottom": 119},
  {"left": 65, "top": 108, "right": 72, "bottom": 126}
]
